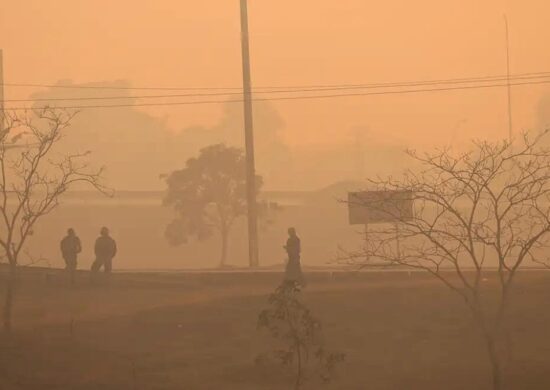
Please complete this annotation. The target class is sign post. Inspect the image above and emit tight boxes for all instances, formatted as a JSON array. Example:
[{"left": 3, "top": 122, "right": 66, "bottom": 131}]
[
  {"left": 364, "top": 223, "right": 369, "bottom": 262},
  {"left": 395, "top": 222, "right": 401, "bottom": 259},
  {"left": 348, "top": 190, "right": 414, "bottom": 263}
]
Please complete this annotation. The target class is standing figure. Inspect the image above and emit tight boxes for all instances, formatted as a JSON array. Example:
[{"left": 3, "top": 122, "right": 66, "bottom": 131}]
[
  {"left": 60, "top": 228, "right": 82, "bottom": 284},
  {"left": 91, "top": 227, "right": 117, "bottom": 275},
  {"left": 284, "top": 227, "right": 305, "bottom": 286}
]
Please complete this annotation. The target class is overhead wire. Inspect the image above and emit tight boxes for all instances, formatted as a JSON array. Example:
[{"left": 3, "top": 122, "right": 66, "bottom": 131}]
[
  {"left": 4, "top": 77, "right": 550, "bottom": 111},
  {"left": 3, "top": 70, "right": 550, "bottom": 92},
  {"left": 3, "top": 72, "right": 550, "bottom": 103}
]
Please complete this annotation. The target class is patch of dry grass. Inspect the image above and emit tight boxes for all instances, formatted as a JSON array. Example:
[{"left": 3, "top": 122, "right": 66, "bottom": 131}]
[{"left": 1, "top": 269, "right": 550, "bottom": 389}]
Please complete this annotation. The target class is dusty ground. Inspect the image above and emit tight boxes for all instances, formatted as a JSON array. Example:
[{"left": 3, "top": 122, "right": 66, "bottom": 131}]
[{"left": 1, "top": 268, "right": 550, "bottom": 389}]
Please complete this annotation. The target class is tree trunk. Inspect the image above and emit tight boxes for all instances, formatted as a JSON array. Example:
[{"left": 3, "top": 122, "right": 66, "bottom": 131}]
[
  {"left": 485, "top": 335, "right": 502, "bottom": 390},
  {"left": 295, "top": 344, "right": 303, "bottom": 390},
  {"left": 219, "top": 227, "right": 228, "bottom": 268},
  {"left": 3, "top": 262, "right": 16, "bottom": 333}
]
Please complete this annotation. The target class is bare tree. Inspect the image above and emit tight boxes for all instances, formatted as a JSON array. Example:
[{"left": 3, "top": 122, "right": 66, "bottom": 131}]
[
  {"left": 0, "top": 108, "right": 107, "bottom": 332},
  {"left": 341, "top": 131, "right": 550, "bottom": 390}
]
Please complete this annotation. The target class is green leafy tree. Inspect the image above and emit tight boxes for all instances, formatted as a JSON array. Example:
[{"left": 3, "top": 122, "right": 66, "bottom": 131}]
[{"left": 163, "top": 144, "right": 263, "bottom": 267}]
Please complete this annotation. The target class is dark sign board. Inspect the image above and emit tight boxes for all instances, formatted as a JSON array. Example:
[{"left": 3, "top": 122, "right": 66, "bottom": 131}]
[{"left": 348, "top": 190, "right": 414, "bottom": 225}]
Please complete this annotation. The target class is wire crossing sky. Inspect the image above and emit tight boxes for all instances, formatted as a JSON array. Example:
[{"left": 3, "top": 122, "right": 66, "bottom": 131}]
[
  {"left": 4, "top": 77, "right": 550, "bottom": 111},
  {"left": 1, "top": 0, "right": 550, "bottom": 148}
]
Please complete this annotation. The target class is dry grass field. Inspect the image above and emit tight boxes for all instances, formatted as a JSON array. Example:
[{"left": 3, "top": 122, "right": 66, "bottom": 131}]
[{"left": 1, "top": 267, "right": 550, "bottom": 390}]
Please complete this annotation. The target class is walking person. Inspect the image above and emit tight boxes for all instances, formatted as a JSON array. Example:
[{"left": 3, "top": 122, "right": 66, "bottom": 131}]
[
  {"left": 283, "top": 227, "right": 305, "bottom": 286},
  {"left": 91, "top": 227, "right": 117, "bottom": 278},
  {"left": 60, "top": 228, "right": 82, "bottom": 285}
]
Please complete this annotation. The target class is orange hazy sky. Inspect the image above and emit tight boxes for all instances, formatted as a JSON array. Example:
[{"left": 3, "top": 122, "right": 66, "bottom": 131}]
[{"left": 1, "top": 0, "right": 550, "bottom": 149}]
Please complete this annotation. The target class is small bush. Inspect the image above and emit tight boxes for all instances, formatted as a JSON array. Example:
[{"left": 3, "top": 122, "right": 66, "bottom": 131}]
[{"left": 257, "top": 281, "right": 345, "bottom": 389}]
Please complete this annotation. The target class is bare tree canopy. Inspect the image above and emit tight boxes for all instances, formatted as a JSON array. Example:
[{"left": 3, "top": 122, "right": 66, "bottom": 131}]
[
  {"left": 0, "top": 107, "right": 107, "bottom": 331},
  {"left": 342, "top": 131, "right": 550, "bottom": 390}
]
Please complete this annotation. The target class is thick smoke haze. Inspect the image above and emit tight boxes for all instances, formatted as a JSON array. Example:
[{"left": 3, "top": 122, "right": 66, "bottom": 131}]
[
  {"left": 30, "top": 81, "right": 414, "bottom": 190},
  {"left": 2, "top": 2, "right": 550, "bottom": 389}
]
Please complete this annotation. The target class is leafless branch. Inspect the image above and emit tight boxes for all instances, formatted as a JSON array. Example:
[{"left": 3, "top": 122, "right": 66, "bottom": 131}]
[
  {"left": 0, "top": 108, "right": 109, "bottom": 268},
  {"left": 338, "top": 130, "right": 550, "bottom": 389}
]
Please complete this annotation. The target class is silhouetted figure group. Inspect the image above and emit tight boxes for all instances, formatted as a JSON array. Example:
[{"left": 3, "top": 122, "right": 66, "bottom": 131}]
[
  {"left": 284, "top": 227, "right": 305, "bottom": 286},
  {"left": 61, "top": 226, "right": 302, "bottom": 285},
  {"left": 60, "top": 226, "right": 117, "bottom": 284}
]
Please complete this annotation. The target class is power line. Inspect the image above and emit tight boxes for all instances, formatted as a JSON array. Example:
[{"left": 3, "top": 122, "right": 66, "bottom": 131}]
[
  {"left": 3, "top": 70, "right": 550, "bottom": 92},
  {"left": 4, "top": 73, "right": 550, "bottom": 103},
  {"left": 5, "top": 78, "right": 550, "bottom": 111},
  {"left": 3, "top": 82, "right": 240, "bottom": 92}
]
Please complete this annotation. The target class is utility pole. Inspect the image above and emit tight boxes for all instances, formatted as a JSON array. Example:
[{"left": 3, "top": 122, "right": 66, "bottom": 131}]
[
  {"left": 0, "top": 49, "right": 4, "bottom": 134},
  {"left": 239, "top": 0, "right": 260, "bottom": 267},
  {"left": 504, "top": 15, "right": 513, "bottom": 144}
]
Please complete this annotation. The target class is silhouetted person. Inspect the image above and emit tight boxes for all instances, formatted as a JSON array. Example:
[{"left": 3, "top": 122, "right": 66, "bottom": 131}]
[
  {"left": 60, "top": 228, "right": 82, "bottom": 284},
  {"left": 91, "top": 227, "right": 117, "bottom": 276},
  {"left": 284, "top": 227, "right": 305, "bottom": 286}
]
